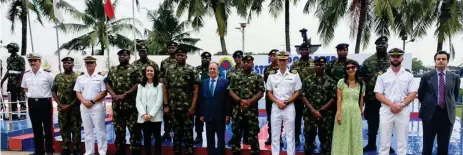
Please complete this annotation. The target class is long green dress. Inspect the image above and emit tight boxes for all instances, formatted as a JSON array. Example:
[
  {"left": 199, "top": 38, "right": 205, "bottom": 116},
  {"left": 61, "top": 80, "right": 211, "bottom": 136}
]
[{"left": 331, "top": 79, "right": 364, "bottom": 155}]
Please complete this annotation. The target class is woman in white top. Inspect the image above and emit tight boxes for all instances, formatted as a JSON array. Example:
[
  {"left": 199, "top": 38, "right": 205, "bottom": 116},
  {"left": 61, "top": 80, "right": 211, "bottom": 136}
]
[{"left": 136, "top": 64, "right": 163, "bottom": 155}]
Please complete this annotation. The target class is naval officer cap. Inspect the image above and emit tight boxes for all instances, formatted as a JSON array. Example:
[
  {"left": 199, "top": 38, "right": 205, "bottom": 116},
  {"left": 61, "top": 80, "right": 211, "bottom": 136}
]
[
  {"left": 268, "top": 49, "right": 278, "bottom": 56},
  {"left": 314, "top": 57, "right": 327, "bottom": 64},
  {"left": 277, "top": 51, "right": 290, "bottom": 59},
  {"left": 388, "top": 48, "right": 405, "bottom": 56},
  {"left": 201, "top": 52, "right": 211, "bottom": 58},
  {"left": 243, "top": 55, "right": 254, "bottom": 61},
  {"left": 117, "top": 49, "right": 131, "bottom": 55},
  {"left": 336, "top": 43, "right": 349, "bottom": 51},
  {"left": 61, "top": 57, "right": 74, "bottom": 62},
  {"left": 233, "top": 50, "right": 243, "bottom": 58},
  {"left": 83, "top": 56, "right": 97, "bottom": 63},
  {"left": 27, "top": 53, "right": 41, "bottom": 60},
  {"left": 375, "top": 36, "right": 388, "bottom": 45}
]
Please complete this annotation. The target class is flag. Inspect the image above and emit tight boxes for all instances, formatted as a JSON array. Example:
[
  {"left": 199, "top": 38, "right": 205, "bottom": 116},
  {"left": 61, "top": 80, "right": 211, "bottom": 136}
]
[
  {"left": 135, "top": 0, "right": 140, "bottom": 12},
  {"left": 104, "top": 0, "right": 115, "bottom": 19},
  {"left": 29, "top": 0, "right": 41, "bottom": 18},
  {"left": 53, "top": 0, "right": 64, "bottom": 22}
]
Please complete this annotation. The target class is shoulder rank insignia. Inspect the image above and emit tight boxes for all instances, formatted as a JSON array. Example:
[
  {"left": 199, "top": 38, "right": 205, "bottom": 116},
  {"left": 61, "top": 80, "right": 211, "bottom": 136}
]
[
  {"left": 43, "top": 69, "right": 51, "bottom": 72},
  {"left": 378, "top": 71, "right": 383, "bottom": 75},
  {"left": 25, "top": 70, "right": 31, "bottom": 73},
  {"left": 270, "top": 70, "right": 277, "bottom": 74},
  {"left": 80, "top": 72, "right": 85, "bottom": 75},
  {"left": 405, "top": 69, "right": 411, "bottom": 73},
  {"left": 291, "top": 69, "right": 298, "bottom": 74}
]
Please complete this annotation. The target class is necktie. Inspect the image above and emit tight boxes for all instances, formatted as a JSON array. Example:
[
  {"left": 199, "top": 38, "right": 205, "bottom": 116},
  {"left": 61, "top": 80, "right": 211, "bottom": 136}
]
[
  {"left": 438, "top": 72, "right": 445, "bottom": 109},
  {"left": 210, "top": 79, "right": 215, "bottom": 96}
]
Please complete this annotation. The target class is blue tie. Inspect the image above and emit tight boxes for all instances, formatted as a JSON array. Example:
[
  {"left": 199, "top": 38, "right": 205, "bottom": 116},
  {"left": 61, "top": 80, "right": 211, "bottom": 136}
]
[{"left": 210, "top": 79, "right": 215, "bottom": 96}]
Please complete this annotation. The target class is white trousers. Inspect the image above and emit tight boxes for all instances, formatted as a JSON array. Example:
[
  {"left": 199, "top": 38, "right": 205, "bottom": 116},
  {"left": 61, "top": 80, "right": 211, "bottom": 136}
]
[
  {"left": 80, "top": 103, "right": 107, "bottom": 155},
  {"left": 379, "top": 105, "right": 410, "bottom": 155},
  {"left": 271, "top": 103, "right": 295, "bottom": 155}
]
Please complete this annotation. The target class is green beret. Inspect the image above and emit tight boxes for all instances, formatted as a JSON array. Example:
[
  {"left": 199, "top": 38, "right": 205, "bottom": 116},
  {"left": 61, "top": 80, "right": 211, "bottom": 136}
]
[
  {"left": 233, "top": 50, "right": 243, "bottom": 58},
  {"left": 375, "top": 36, "right": 388, "bottom": 45},
  {"left": 117, "top": 49, "right": 131, "bottom": 55},
  {"left": 336, "top": 43, "right": 349, "bottom": 50},
  {"left": 201, "top": 52, "right": 211, "bottom": 58},
  {"left": 268, "top": 49, "right": 278, "bottom": 56},
  {"left": 243, "top": 55, "right": 254, "bottom": 61},
  {"left": 61, "top": 57, "right": 74, "bottom": 62},
  {"left": 314, "top": 57, "right": 327, "bottom": 63}
]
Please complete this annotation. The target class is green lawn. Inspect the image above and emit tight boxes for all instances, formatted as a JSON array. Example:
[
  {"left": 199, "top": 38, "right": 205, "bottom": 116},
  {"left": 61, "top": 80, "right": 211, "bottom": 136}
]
[{"left": 457, "top": 105, "right": 462, "bottom": 118}]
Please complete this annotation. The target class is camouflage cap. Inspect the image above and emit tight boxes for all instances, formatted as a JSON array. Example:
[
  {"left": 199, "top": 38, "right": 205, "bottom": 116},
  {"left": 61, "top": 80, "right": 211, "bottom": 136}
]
[
  {"left": 27, "top": 53, "right": 41, "bottom": 60},
  {"left": 83, "top": 56, "right": 97, "bottom": 63},
  {"left": 268, "top": 49, "right": 278, "bottom": 56},
  {"left": 61, "top": 57, "right": 74, "bottom": 62},
  {"left": 375, "top": 36, "right": 388, "bottom": 45},
  {"left": 117, "top": 49, "right": 131, "bottom": 55},
  {"left": 336, "top": 43, "right": 349, "bottom": 51},
  {"left": 243, "top": 55, "right": 254, "bottom": 61},
  {"left": 201, "top": 52, "right": 211, "bottom": 58},
  {"left": 314, "top": 57, "right": 327, "bottom": 64},
  {"left": 388, "top": 48, "right": 405, "bottom": 56},
  {"left": 277, "top": 51, "right": 290, "bottom": 59},
  {"left": 233, "top": 50, "right": 243, "bottom": 58}
]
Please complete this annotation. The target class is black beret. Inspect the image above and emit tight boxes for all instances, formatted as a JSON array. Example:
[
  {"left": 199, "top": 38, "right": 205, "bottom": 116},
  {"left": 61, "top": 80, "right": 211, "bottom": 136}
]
[
  {"left": 83, "top": 56, "right": 97, "bottom": 63},
  {"left": 268, "top": 49, "right": 278, "bottom": 56},
  {"left": 233, "top": 50, "right": 243, "bottom": 58},
  {"left": 388, "top": 48, "right": 405, "bottom": 55},
  {"left": 201, "top": 52, "right": 211, "bottom": 58},
  {"left": 61, "top": 57, "right": 74, "bottom": 62},
  {"left": 174, "top": 47, "right": 188, "bottom": 54},
  {"left": 137, "top": 45, "right": 147, "bottom": 51},
  {"left": 117, "top": 49, "right": 131, "bottom": 55},
  {"left": 336, "top": 43, "right": 349, "bottom": 50},
  {"left": 167, "top": 42, "right": 178, "bottom": 47},
  {"left": 314, "top": 57, "right": 327, "bottom": 63},
  {"left": 243, "top": 55, "right": 254, "bottom": 61},
  {"left": 375, "top": 36, "right": 388, "bottom": 45},
  {"left": 299, "top": 43, "right": 310, "bottom": 50}
]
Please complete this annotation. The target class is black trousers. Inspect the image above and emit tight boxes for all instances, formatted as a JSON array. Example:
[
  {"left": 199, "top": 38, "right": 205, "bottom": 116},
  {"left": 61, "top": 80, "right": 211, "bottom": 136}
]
[
  {"left": 422, "top": 107, "right": 453, "bottom": 155},
  {"left": 9, "top": 87, "right": 26, "bottom": 117},
  {"left": 294, "top": 99, "right": 303, "bottom": 137},
  {"left": 265, "top": 99, "right": 272, "bottom": 136},
  {"left": 28, "top": 98, "right": 54, "bottom": 154},
  {"left": 364, "top": 99, "right": 381, "bottom": 144},
  {"left": 206, "top": 119, "right": 226, "bottom": 155},
  {"left": 141, "top": 121, "right": 162, "bottom": 155}
]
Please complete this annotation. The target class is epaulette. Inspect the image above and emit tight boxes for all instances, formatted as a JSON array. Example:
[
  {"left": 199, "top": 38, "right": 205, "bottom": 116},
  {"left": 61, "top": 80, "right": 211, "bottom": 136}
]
[
  {"left": 80, "top": 72, "right": 85, "bottom": 75},
  {"left": 405, "top": 69, "right": 411, "bottom": 73},
  {"left": 43, "top": 69, "right": 51, "bottom": 72},
  {"left": 270, "top": 70, "right": 277, "bottom": 74},
  {"left": 290, "top": 69, "right": 298, "bottom": 74},
  {"left": 25, "top": 70, "right": 31, "bottom": 73},
  {"left": 98, "top": 72, "right": 102, "bottom": 75}
]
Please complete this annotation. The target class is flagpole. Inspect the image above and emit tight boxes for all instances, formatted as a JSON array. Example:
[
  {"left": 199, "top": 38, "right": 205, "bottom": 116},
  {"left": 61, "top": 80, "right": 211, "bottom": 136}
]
[
  {"left": 55, "top": 22, "right": 61, "bottom": 73},
  {"left": 132, "top": 0, "right": 137, "bottom": 60},
  {"left": 27, "top": 10, "right": 35, "bottom": 53}
]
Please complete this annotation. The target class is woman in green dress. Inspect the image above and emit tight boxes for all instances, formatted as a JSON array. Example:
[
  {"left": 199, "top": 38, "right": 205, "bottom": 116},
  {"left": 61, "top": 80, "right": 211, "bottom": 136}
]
[{"left": 331, "top": 60, "right": 365, "bottom": 155}]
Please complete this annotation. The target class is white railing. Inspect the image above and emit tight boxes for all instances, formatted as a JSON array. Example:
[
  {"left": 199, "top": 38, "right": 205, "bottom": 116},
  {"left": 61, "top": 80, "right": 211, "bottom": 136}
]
[{"left": 0, "top": 92, "right": 28, "bottom": 131}]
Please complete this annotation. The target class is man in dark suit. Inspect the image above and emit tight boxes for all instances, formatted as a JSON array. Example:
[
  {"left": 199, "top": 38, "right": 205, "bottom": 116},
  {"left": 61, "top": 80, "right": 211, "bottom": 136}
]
[
  {"left": 199, "top": 62, "right": 231, "bottom": 155},
  {"left": 418, "top": 51, "right": 461, "bottom": 155}
]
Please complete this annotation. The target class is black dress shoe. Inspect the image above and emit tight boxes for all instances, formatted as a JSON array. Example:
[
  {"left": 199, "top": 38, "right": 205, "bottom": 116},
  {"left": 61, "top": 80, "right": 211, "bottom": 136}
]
[
  {"left": 363, "top": 144, "right": 377, "bottom": 152},
  {"left": 162, "top": 133, "right": 171, "bottom": 141},
  {"left": 194, "top": 135, "right": 203, "bottom": 144},
  {"left": 264, "top": 138, "right": 271, "bottom": 145},
  {"left": 243, "top": 139, "right": 249, "bottom": 145},
  {"left": 60, "top": 149, "right": 70, "bottom": 155},
  {"left": 390, "top": 147, "right": 395, "bottom": 153}
]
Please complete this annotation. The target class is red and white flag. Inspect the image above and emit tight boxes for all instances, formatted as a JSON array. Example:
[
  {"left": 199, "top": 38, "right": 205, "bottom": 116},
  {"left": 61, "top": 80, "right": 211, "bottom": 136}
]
[{"left": 104, "top": 0, "right": 115, "bottom": 19}]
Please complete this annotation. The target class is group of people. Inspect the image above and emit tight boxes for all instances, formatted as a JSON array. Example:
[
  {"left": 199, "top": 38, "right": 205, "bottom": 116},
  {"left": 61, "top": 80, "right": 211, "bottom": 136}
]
[{"left": 0, "top": 35, "right": 460, "bottom": 155}]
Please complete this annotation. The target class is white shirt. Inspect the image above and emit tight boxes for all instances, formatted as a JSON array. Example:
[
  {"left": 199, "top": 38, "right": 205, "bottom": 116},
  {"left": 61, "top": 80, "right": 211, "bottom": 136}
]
[
  {"left": 21, "top": 68, "right": 55, "bottom": 98},
  {"left": 266, "top": 69, "right": 302, "bottom": 101},
  {"left": 136, "top": 83, "right": 163, "bottom": 123},
  {"left": 73, "top": 72, "right": 106, "bottom": 101},
  {"left": 374, "top": 67, "right": 417, "bottom": 104}
]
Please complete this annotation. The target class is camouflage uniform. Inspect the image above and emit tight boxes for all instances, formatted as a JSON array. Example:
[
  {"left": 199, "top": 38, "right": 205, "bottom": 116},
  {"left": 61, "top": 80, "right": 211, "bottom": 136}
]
[
  {"left": 325, "top": 58, "right": 354, "bottom": 83},
  {"left": 52, "top": 73, "right": 81, "bottom": 152},
  {"left": 301, "top": 74, "right": 337, "bottom": 155},
  {"left": 104, "top": 64, "right": 141, "bottom": 153},
  {"left": 290, "top": 58, "right": 315, "bottom": 141},
  {"left": 361, "top": 52, "right": 390, "bottom": 146},
  {"left": 228, "top": 71, "right": 265, "bottom": 155},
  {"left": 132, "top": 59, "right": 160, "bottom": 80},
  {"left": 164, "top": 63, "right": 200, "bottom": 155},
  {"left": 6, "top": 54, "right": 26, "bottom": 116},
  {"left": 160, "top": 57, "right": 177, "bottom": 138}
]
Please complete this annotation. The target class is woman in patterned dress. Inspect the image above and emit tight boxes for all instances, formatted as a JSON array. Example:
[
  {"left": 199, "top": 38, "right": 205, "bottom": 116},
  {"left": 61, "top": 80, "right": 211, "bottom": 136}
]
[{"left": 331, "top": 60, "right": 365, "bottom": 155}]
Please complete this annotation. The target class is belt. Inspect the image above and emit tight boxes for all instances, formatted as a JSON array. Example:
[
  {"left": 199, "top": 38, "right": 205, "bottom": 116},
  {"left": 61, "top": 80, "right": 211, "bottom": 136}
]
[
  {"left": 28, "top": 98, "right": 51, "bottom": 102},
  {"left": 8, "top": 70, "right": 22, "bottom": 74}
]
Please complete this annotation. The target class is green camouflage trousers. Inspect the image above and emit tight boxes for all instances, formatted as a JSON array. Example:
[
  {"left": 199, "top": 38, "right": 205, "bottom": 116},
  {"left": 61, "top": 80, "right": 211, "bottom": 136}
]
[
  {"left": 112, "top": 103, "right": 141, "bottom": 152},
  {"left": 171, "top": 109, "right": 194, "bottom": 155},
  {"left": 303, "top": 110, "right": 334, "bottom": 155},
  {"left": 58, "top": 106, "right": 82, "bottom": 151},
  {"left": 231, "top": 107, "right": 260, "bottom": 155}
]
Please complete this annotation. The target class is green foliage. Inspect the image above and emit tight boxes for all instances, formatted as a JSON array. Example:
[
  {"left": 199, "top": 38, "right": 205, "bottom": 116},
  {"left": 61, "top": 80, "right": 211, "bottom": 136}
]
[{"left": 412, "top": 58, "right": 426, "bottom": 74}]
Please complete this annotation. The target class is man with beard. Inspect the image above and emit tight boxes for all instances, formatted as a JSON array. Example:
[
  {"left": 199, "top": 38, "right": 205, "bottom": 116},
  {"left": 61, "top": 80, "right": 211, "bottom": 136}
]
[
  {"left": 361, "top": 36, "right": 394, "bottom": 153},
  {"left": 374, "top": 48, "right": 416, "bottom": 155},
  {"left": 302, "top": 57, "right": 337, "bottom": 155},
  {"left": 133, "top": 45, "right": 159, "bottom": 80},
  {"left": 164, "top": 47, "right": 200, "bottom": 155},
  {"left": 228, "top": 55, "right": 264, "bottom": 155},
  {"left": 105, "top": 49, "right": 141, "bottom": 155},
  {"left": 290, "top": 43, "right": 315, "bottom": 146},
  {"left": 1, "top": 43, "right": 26, "bottom": 120},
  {"left": 52, "top": 57, "right": 82, "bottom": 155},
  {"left": 160, "top": 42, "right": 178, "bottom": 141},
  {"left": 326, "top": 43, "right": 355, "bottom": 82},
  {"left": 262, "top": 49, "right": 282, "bottom": 145},
  {"left": 193, "top": 51, "right": 212, "bottom": 144},
  {"left": 21, "top": 53, "right": 55, "bottom": 155}
]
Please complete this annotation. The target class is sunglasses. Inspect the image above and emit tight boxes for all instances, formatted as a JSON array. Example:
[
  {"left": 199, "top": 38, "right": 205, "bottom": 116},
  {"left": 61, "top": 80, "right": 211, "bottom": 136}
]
[{"left": 345, "top": 66, "right": 357, "bottom": 70}]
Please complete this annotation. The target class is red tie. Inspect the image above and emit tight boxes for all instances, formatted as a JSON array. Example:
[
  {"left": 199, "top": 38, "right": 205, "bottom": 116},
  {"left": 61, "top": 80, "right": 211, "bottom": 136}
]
[{"left": 438, "top": 72, "right": 445, "bottom": 109}]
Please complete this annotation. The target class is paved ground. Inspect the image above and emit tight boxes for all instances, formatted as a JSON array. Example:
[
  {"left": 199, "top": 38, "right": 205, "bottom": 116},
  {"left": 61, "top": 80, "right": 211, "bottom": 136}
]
[{"left": 1, "top": 151, "right": 33, "bottom": 155}]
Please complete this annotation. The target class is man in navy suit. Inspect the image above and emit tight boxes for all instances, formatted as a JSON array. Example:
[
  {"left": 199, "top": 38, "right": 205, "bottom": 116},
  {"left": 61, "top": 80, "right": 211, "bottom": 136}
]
[
  {"left": 199, "top": 62, "right": 231, "bottom": 155},
  {"left": 418, "top": 51, "right": 461, "bottom": 155}
]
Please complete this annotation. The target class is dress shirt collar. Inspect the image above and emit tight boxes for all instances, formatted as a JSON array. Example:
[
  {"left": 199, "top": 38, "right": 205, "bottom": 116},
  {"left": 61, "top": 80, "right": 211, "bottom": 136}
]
[
  {"left": 277, "top": 69, "right": 289, "bottom": 76},
  {"left": 386, "top": 66, "right": 405, "bottom": 74},
  {"left": 435, "top": 69, "right": 447, "bottom": 75},
  {"left": 210, "top": 76, "right": 218, "bottom": 81}
]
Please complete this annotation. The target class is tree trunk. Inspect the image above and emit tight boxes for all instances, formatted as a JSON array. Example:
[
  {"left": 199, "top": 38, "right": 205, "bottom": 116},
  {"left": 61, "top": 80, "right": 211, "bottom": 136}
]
[
  {"left": 219, "top": 36, "right": 227, "bottom": 54},
  {"left": 285, "top": 0, "right": 290, "bottom": 52},
  {"left": 436, "top": 41, "right": 443, "bottom": 51},
  {"left": 354, "top": 0, "right": 367, "bottom": 54},
  {"left": 212, "top": 3, "right": 228, "bottom": 54},
  {"left": 20, "top": 0, "right": 28, "bottom": 55}
]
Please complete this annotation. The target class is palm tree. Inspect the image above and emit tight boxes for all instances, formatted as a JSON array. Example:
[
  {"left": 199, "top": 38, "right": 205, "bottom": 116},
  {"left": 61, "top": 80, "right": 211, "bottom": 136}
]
[
  {"left": 55, "top": 0, "right": 141, "bottom": 55},
  {"left": 434, "top": 0, "right": 462, "bottom": 55},
  {"left": 269, "top": 0, "right": 299, "bottom": 52},
  {"left": 144, "top": 6, "right": 201, "bottom": 55}
]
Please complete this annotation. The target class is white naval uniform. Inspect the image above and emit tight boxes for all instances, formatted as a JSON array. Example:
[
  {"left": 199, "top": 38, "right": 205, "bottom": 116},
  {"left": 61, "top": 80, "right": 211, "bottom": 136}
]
[
  {"left": 374, "top": 67, "right": 417, "bottom": 155},
  {"left": 266, "top": 69, "right": 302, "bottom": 155},
  {"left": 73, "top": 72, "right": 107, "bottom": 155}
]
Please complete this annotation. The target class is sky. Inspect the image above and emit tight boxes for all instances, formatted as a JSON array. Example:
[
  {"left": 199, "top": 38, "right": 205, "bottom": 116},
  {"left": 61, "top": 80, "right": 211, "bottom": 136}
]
[{"left": 0, "top": 0, "right": 462, "bottom": 66}]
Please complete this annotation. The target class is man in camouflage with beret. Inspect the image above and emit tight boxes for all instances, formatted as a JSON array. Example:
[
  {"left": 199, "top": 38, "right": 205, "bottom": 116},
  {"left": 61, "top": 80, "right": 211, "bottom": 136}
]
[
  {"left": 1, "top": 43, "right": 26, "bottom": 120},
  {"left": 301, "top": 57, "right": 337, "bottom": 155},
  {"left": 325, "top": 43, "right": 356, "bottom": 83},
  {"left": 104, "top": 49, "right": 142, "bottom": 155},
  {"left": 290, "top": 43, "right": 315, "bottom": 146},
  {"left": 132, "top": 45, "right": 159, "bottom": 80},
  {"left": 361, "top": 36, "right": 394, "bottom": 153},
  {"left": 51, "top": 57, "right": 81, "bottom": 155},
  {"left": 193, "top": 51, "right": 212, "bottom": 144},
  {"left": 262, "top": 49, "right": 281, "bottom": 145},
  {"left": 228, "top": 55, "right": 265, "bottom": 155},
  {"left": 160, "top": 41, "right": 178, "bottom": 141},
  {"left": 164, "top": 47, "right": 200, "bottom": 155}
]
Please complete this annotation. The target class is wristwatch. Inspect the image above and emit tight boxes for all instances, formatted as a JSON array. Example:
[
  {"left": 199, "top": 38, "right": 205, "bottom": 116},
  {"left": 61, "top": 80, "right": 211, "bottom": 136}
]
[
  {"left": 237, "top": 98, "right": 242, "bottom": 103},
  {"left": 284, "top": 101, "right": 289, "bottom": 105},
  {"left": 90, "top": 100, "right": 95, "bottom": 105}
]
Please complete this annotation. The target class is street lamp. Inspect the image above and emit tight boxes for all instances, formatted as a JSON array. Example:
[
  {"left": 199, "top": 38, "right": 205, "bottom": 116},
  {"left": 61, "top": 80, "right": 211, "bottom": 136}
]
[
  {"left": 401, "top": 35, "right": 415, "bottom": 51},
  {"left": 235, "top": 23, "right": 247, "bottom": 52}
]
